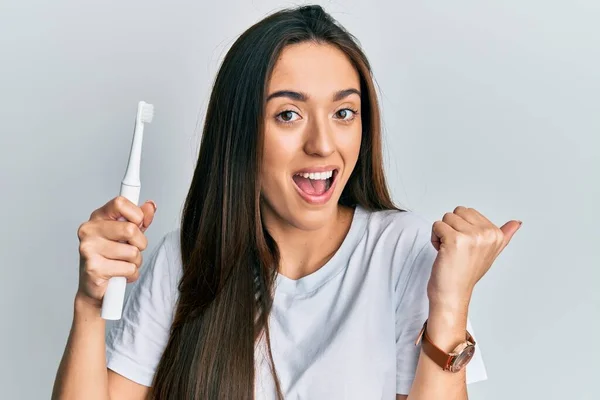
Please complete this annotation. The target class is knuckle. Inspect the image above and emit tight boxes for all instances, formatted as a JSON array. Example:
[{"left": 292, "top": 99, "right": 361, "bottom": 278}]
[
  {"left": 140, "top": 236, "right": 148, "bottom": 251},
  {"left": 77, "top": 222, "right": 89, "bottom": 240},
  {"left": 78, "top": 241, "right": 94, "bottom": 257},
  {"left": 129, "top": 270, "right": 140, "bottom": 283},
  {"left": 447, "top": 233, "right": 461, "bottom": 248},
  {"left": 89, "top": 208, "right": 101, "bottom": 221},
  {"left": 455, "top": 232, "right": 470, "bottom": 247},
  {"left": 442, "top": 212, "right": 453, "bottom": 221},
  {"left": 114, "top": 195, "right": 127, "bottom": 209},
  {"left": 473, "top": 232, "right": 485, "bottom": 246},
  {"left": 128, "top": 245, "right": 141, "bottom": 261},
  {"left": 85, "top": 257, "right": 100, "bottom": 275},
  {"left": 433, "top": 220, "right": 446, "bottom": 230},
  {"left": 484, "top": 228, "right": 497, "bottom": 241},
  {"left": 123, "top": 222, "right": 138, "bottom": 238},
  {"left": 128, "top": 262, "right": 137, "bottom": 275}
]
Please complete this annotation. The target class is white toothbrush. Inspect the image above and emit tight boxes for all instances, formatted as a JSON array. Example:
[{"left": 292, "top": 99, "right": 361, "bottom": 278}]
[{"left": 101, "top": 100, "right": 154, "bottom": 320}]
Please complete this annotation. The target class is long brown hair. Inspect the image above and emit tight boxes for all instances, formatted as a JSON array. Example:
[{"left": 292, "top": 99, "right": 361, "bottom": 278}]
[{"left": 151, "top": 5, "right": 398, "bottom": 399}]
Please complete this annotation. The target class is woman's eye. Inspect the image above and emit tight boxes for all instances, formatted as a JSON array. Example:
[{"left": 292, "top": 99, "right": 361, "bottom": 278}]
[
  {"left": 335, "top": 108, "right": 357, "bottom": 121},
  {"left": 276, "top": 110, "right": 301, "bottom": 124}
]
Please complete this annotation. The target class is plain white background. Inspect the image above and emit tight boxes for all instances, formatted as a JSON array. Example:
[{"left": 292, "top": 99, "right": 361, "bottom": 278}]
[{"left": 1, "top": 0, "right": 598, "bottom": 399}]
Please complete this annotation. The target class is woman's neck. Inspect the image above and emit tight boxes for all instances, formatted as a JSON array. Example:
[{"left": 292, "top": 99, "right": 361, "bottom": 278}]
[{"left": 262, "top": 204, "right": 355, "bottom": 280}]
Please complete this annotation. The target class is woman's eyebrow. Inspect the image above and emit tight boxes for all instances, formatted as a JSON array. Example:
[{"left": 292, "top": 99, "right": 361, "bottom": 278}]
[{"left": 266, "top": 88, "right": 361, "bottom": 102}]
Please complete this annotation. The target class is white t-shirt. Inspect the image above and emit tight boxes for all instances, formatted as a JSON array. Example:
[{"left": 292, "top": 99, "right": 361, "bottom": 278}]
[{"left": 106, "top": 205, "right": 488, "bottom": 398}]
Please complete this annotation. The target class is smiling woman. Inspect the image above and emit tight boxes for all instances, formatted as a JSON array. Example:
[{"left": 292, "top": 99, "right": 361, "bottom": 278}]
[
  {"left": 52, "top": 4, "right": 490, "bottom": 400},
  {"left": 261, "top": 42, "right": 363, "bottom": 222}
]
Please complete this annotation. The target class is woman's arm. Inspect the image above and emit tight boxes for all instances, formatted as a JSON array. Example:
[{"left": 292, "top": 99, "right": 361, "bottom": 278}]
[
  {"left": 398, "top": 206, "right": 521, "bottom": 399},
  {"left": 402, "top": 305, "right": 469, "bottom": 400},
  {"left": 51, "top": 295, "right": 149, "bottom": 400}
]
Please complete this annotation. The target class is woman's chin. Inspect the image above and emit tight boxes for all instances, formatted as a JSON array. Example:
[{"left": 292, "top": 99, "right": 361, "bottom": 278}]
[
  {"left": 286, "top": 200, "right": 340, "bottom": 231},
  {"left": 261, "top": 197, "right": 339, "bottom": 231}
]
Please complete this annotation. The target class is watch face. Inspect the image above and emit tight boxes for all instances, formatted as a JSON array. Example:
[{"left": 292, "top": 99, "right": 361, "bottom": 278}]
[{"left": 450, "top": 345, "right": 476, "bottom": 372}]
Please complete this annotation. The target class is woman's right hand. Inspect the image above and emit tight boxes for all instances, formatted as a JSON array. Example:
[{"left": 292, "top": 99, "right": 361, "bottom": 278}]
[{"left": 76, "top": 196, "right": 157, "bottom": 308}]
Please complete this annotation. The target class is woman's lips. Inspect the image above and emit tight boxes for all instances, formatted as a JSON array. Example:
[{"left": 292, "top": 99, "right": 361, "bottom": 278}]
[{"left": 291, "top": 169, "right": 339, "bottom": 205}]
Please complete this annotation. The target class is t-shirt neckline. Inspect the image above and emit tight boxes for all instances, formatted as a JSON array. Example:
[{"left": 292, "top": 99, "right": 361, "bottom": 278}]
[{"left": 274, "top": 205, "right": 369, "bottom": 296}]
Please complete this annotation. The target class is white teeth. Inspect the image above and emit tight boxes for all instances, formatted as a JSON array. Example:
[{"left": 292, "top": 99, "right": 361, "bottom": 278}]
[{"left": 295, "top": 170, "right": 334, "bottom": 180}]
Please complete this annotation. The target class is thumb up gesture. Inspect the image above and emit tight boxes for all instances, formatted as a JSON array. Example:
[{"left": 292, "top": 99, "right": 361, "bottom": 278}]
[{"left": 427, "top": 206, "right": 522, "bottom": 309}]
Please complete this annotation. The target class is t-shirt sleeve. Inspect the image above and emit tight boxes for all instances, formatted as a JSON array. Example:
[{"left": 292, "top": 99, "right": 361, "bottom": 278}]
[
  {"left": 395, "top": 225, "right": 488, "bottom": 395},
  {"left": 105, "top": 231, "right": 181, "bottom": 387}
]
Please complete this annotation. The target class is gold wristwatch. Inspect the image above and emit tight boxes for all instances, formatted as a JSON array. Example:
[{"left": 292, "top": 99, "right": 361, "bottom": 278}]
[{"left": 415, "top": 319, "right": 476, "bottom": 373}]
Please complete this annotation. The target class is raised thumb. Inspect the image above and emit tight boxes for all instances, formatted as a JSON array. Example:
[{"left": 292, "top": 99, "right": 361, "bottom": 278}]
[{"left": 499, "top": 220, "right": 522, "bottom": 248}]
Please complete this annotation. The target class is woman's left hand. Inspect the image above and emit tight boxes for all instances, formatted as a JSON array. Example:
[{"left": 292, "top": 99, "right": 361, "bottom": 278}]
[{"left": 427, "top": 206, "right": 522, "bottom": 310}]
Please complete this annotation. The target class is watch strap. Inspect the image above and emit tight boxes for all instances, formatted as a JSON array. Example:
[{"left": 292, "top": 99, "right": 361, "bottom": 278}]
[{"left": 415, "top": 319, "right": 476, "bottom": 371}]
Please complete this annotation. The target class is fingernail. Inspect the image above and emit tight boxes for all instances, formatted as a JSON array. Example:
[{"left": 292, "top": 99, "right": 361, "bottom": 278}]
[
  {"left": 146, "top": 200, "right": 157, "bottom": 212},
  {"left": 517, "top": 220, "right": 523, "bottom": 226}
]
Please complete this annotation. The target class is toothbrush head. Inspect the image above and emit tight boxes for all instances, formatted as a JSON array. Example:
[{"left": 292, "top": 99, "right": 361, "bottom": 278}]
[{"left": 138, "top": 101, "right": 155, "bottom": 124}]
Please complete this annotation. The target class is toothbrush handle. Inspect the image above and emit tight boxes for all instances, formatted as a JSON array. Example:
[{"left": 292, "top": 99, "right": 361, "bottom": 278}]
[{"left": 101, "top": 182, "right": 141, "bottom": 320}]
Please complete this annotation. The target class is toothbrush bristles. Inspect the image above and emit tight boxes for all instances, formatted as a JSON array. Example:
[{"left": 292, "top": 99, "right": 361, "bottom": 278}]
[{"left": 140, "top": 103, "right": 154, "bottom": 123}]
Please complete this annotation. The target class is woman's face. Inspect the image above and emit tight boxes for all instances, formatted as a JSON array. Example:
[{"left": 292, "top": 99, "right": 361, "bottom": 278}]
[{"left": 260, "top": 42, "right": 362, "bottom": 230}]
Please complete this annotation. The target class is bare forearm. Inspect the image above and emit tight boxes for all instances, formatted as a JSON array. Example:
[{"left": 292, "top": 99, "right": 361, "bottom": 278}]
[
  {"left": 407, "top": 306, "right": 469, "bottom": 400},
  {"left": 52, "top": 295, "right": 110, "bottom": 400}
]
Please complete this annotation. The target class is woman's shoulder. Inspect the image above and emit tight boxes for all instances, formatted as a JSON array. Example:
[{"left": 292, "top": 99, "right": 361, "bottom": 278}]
[
  {"left": 140, "top": 228, "right": 183, "bottom": 287},
  {"left": 354, "top": 205, "right": 435, "bottom": 274},
  {"left": 357, "top": 205, "right": 433, "bottom": 247},
  {"left": 160, "top": 228, "right": 181, "bottom": 256}
]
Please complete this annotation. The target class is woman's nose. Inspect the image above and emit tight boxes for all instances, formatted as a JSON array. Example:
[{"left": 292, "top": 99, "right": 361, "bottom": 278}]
[{"left": 303, "top": 117, "right": 335, "bottom": 157}]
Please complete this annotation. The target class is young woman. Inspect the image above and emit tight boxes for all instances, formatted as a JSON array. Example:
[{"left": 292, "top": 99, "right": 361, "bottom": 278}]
[{"left": 53, "top": 5, "right": 521, "bottom": 400}]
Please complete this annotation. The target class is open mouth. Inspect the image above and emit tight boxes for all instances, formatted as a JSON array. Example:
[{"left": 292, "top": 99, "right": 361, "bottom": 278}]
[{"left": 291, "top": 168, "right": 339, "bottom": 204}]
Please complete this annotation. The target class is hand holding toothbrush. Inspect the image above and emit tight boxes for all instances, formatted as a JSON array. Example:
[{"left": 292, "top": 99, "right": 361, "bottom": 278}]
[
  {"left": 76, "top": 101, "right": 155, "bottom": 318},
  {"left": 76, "top": 197, "right": 157, "bottom": 309}
]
